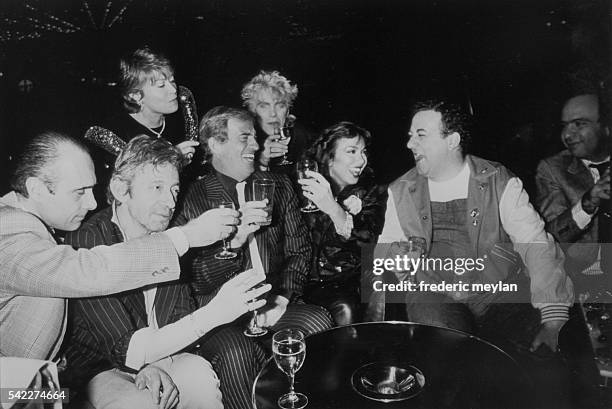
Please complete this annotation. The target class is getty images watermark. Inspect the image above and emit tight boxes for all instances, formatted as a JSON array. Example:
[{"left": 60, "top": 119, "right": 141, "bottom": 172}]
[
  {"left": 371, "top": 254, "right": 518, "bottom": 294},
  {"left": 360, "top": 241, "right": 611, "bottom": 304},
  {"left": 358, "top": 242, "right": 542, "bottom": 303}
]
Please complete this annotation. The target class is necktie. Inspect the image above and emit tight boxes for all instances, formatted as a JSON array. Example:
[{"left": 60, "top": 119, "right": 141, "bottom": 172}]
[
  {"left": 236, "top": 181, "right": 266, "bottom": 274},
  {"left": 589, "top": 162, "right": 610, "bottom": 274}
]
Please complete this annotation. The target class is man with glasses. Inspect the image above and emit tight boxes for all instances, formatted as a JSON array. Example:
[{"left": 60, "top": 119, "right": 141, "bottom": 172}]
[{"left": 536, "top": 91, "right": 611, "bottom": 282}]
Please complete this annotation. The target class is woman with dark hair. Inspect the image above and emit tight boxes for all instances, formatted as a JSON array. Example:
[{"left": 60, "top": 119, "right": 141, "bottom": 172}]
[{"left": 298, "top": 121, "right": 388, "bottom": 325}]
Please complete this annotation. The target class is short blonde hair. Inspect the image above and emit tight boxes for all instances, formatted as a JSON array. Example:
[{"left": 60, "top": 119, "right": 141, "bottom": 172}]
[{"left": 241, "top": 70, "right": 298, "bottom": 111}]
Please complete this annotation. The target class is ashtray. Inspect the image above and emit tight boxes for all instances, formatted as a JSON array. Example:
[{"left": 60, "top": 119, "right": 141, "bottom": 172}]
[{"left": 351, "top": 362, "right": 425, "bottom": 402}]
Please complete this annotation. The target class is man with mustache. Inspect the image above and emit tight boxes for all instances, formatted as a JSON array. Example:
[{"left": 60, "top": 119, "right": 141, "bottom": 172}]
[
  {"left": 61, "top": 136, "right": 270, "bottom": 409},
  {"left": 536, "top": 91, "right": 611, "bottom": 283},
  {"left": 173, "top": 107, "right": 333, "bottom": 409}
]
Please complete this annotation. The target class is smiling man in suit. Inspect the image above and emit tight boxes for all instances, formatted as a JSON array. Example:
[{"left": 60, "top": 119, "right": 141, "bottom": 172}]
[
  {"left": 536, "top": 91, "right": 610, "bottom": 282},
  {"left": 173, "top": 107, "right": 332, "bottom": 408},
  {"left": 62, "top": 136, "right": 271, "bottom": 409}
]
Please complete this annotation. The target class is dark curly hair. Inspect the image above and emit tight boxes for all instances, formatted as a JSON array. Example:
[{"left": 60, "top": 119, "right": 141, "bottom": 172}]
[
  {"left": 412, "top": 99, "right": 472, "bottom": 155},
  {"left": 308, "top": 121, "right": 372, "bottom": 189}
]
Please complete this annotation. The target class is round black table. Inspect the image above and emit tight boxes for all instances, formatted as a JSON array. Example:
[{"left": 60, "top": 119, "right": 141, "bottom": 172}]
[{"left": 253, "top": 322, "right": 533, "bottom": 409}]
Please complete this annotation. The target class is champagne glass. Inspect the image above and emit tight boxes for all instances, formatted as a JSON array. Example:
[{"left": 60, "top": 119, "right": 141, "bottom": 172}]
[
  {"left": 277, "top": 114, "right": 296, "bottom": 166},
  {"left": 214, "top": 201, "right": 237, "bottom": 260},
  {"left": 273, "top": 329, "right": 308, "bottom": 409},
  {"left": 296, "top": 159, "right": 319, "bottom": 213},
  {"left": 404, "top": 236, "right": 427, "bottom": 284},
  {"left": 252, "top": 179, "right": 275, "bottom": 226},
  {"left": 243, "top": 282, "right": 268, "bottom": 337}
]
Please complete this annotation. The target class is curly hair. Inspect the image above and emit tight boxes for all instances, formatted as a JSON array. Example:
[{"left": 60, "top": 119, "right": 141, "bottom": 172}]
[
  {"left": 240, "top": 70, "right": 298, "bottom": 111},
  {"left": 412, "top": 99, "right": 472, "bottom": 155},
  {"left": 119, "top": 47, "right": 174, "bottom": 114},
  {"left": 308, "top": 121, "right": 372, "bottom": 182},
  {"left": 108, "top": 135, "right": 183, "bottom": 204},
  {"left": 198, "top": 106, "right": 255, "bottom": 162}
]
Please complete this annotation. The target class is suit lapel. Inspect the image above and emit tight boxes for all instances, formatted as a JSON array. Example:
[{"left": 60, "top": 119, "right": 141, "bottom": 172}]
[
  {"left": 154, "top": 284, "right": 177, "bottom": 327},
  {"left": 202, "top": 173, "right": 235, "bottom": 209}
]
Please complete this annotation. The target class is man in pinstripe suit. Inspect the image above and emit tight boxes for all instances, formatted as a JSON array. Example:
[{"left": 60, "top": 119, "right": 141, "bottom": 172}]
[
  {"left": 174, "top": 107, "right": 333, "bottom": 332},
  {"left": 0, "top": 132, "right": 242, "bottom": 364},
  {"left": 61, "top": 136, "right": 271, "bottom": 409}
]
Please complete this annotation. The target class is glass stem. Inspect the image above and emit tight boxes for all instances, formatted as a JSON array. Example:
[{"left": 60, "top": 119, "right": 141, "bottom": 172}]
[
  {"left": 252, "top": 310, "right": 258, "bottom": 328},
  {"left": 289, "top": 373, "right": 296, "bottom": 396}
]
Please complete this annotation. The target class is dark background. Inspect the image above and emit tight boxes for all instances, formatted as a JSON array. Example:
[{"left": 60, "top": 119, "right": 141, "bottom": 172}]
[{"left": 1, "top": 0, "right": 610, "bottom": 194}]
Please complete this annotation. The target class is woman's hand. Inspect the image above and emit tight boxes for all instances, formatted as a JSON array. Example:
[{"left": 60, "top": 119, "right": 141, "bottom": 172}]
[
  {"left": 175, "top": 140, "right": 200, "bottom": 163},
  {"left": 297, "top": 170, "right": 340, "bottom": 215},
  {"left": 259, "top": 134, "right": 290, "bottom": 167}
]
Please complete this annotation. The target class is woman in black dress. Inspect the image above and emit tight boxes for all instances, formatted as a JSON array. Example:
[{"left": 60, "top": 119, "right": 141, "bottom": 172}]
[{"left": 298, "top": 121, "right": 387, "bottom": 325}]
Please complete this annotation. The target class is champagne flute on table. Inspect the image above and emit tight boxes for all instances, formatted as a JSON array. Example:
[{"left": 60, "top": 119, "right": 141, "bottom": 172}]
[
  {"left": 273, "top": 329, "right": 308, "bottom": 409},
  {"left": 296, "top": 159, "right": 319, "bottom": 213},
  {"left": 214, "top": 200, "right": 238, "bottom": 260},
  {"left": 277, "top": 114, "right": 296, "bottom": 166}
]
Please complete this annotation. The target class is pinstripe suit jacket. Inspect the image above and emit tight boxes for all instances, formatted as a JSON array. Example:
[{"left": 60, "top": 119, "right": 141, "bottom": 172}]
[
  {"left": 173, "top": 170, "right": 311, "bottom": 301},
  {"left": 0, "top": 192, "right": 180, "bottom": 360},
  {"left": 61, "top": 207, "right": 195, "bottom": 386}
]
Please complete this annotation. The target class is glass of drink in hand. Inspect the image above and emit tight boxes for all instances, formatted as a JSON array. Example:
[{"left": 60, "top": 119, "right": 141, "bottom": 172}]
[
  {"left": 252, "top": 179, "right": 275, "bottom": 226},
  {"left": 404, "top": 236, "right": 427, "bottom": 283},
  {"left": 214, "top": 200, "right": 238, "bottom": 260},
  {"left": 277, "top": 123, "right": 294, "bottom": 166},
  {"left": 296, "top": 159, "right": 319, "bottom": 213},
  {"left": 244, "top": 273, "right": 268, "bottom": 338},
  {"left": 273, "top": 329, "right": 308, "bottom": 409}
]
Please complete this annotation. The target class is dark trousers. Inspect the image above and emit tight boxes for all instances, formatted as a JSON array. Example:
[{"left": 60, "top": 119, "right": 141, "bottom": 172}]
[
  {"left": 405, "top": 291, "right": 574, "bottom": 409},
  {"left": 303, "top": 279, "right": 362, "bottom": 326},
  {"left": 197, "top": 302, "right": 333, "bottom": 409}
]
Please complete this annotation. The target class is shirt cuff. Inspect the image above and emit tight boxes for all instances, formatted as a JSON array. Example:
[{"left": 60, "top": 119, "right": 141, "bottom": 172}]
[
  {"left": 539, "top": 305, "right": 569, "bottom": 324},
  {"left": 333, "top": 211, "right": 353, "bottom": 239},
  {"left": 125, "top": 327, "right": 151, "bottom": 370},
  {"left": 163, "top": 227, "right": 190, "bottom": 256},
  {"left": 572, "top": 201, "right": 593, "bottom": 230}
]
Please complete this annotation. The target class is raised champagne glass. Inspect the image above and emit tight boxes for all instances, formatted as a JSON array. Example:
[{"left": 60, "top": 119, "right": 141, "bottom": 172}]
[
  {"left": 214, "top": 200, "right": 237, "bottom": 260},
  {"left": 405, "top": 236, "right": 427, "bottom": 284},
  {"left": 296, "top": 159, "right": 319, "bottom": 213},
  {"left": 277, "top": 114, "right": 296, "bottom": 166}
]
